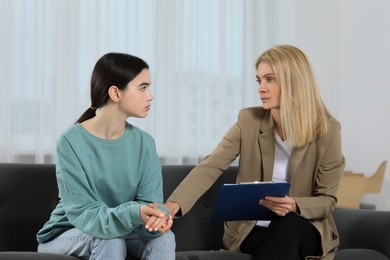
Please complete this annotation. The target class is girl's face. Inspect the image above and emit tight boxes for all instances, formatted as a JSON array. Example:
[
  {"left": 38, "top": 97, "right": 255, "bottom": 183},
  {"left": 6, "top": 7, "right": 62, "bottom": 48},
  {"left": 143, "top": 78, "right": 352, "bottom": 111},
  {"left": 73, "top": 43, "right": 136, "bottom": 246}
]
[
  {"left": 256, "top": 62, "right": 281, "bottom": 110},
  {"left": 118, "top": 68, "right": 153, "bottom": 118}
]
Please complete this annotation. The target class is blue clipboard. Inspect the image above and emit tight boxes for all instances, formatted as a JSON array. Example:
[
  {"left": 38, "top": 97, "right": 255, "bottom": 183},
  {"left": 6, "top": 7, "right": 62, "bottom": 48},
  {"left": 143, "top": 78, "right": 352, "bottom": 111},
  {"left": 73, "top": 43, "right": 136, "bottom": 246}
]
[{"left": 210, "top": 182, "right": 291, "bottom": 222}]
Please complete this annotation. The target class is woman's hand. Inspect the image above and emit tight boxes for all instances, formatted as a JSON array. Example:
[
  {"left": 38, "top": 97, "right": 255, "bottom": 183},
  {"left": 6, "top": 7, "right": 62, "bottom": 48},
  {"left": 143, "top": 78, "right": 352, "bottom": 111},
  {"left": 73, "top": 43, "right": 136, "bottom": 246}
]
[
  {"left": 163, "top": 201, "right": 181, "bottom": 217},
  {"left": 140, "top": 205, "right": 173, "bottom": 233},
  {"left": 259, "top": 196, "right": 298, "bottom": 216}
]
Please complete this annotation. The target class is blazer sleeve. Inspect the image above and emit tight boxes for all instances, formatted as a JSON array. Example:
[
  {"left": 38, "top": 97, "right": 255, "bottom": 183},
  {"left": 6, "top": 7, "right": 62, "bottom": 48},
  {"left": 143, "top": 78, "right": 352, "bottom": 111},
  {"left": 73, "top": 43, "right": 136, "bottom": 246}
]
[
  {"left": 294, "top": 120, "right": 346, "bottom": 219},
  {"left": 167, "top": 121, "right": 242, "bottom": 215}
]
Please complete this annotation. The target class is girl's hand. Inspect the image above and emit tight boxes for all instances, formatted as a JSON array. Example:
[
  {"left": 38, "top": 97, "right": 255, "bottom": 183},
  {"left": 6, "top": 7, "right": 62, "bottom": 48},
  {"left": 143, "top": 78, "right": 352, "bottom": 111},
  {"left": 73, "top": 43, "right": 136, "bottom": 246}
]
[
  {"left": 259, "top": 196, "right": 298, "bottom": 216},
  {"left": 140, "top": 204, "right": 173, "bottom": 233}
]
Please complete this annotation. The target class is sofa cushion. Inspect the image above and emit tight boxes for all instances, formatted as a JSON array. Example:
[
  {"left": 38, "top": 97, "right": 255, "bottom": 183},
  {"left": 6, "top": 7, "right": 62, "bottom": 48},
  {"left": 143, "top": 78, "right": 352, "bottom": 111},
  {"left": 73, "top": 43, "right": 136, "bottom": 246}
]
[
  {"left": 176, "top": 251, "right": 251, "bottom": 260},
  {"left": 335, "top": 249, "right": 389, "bottom": 260},
  {"left": 0, "top": 252, "right": 79, "bottom": 260},
  {"left": 333, "top": 207, "right": 390, "bottom": 258}
]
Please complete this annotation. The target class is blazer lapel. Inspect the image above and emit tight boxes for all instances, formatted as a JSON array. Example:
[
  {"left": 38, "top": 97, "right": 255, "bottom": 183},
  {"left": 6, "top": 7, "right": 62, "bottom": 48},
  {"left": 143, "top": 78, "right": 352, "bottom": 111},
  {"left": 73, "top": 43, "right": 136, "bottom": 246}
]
[
  {"left": 258, "top": 112, "right": 275, "bottom": 181},
  {"left": 289, "top": 143, "right": 310, "bottom": 180}
]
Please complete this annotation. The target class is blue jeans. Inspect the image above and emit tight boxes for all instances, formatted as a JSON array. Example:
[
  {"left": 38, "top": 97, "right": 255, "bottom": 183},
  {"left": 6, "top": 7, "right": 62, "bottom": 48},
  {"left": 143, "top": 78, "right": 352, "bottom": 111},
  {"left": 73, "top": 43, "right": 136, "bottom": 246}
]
[{"left": 38, "top": 228, "right": 176, "bottom": 260}]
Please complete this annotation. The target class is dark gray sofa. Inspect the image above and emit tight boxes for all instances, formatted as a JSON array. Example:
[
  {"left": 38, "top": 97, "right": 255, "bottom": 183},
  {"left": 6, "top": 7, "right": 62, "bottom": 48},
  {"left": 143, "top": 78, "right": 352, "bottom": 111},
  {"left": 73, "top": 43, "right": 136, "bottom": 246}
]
[{"left": 1, "top": 163, "right": 390, "bottom": 260}]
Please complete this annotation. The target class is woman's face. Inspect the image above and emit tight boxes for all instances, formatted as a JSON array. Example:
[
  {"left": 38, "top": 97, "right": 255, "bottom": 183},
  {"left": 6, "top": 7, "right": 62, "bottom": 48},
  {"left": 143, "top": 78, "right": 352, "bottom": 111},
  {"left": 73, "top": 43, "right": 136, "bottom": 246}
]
[
  {"left": 118, "top": 68, "right": 153, "bottom": 118},
  {"left": 256, "top": 62, "right": 281, "bottom": 110}
]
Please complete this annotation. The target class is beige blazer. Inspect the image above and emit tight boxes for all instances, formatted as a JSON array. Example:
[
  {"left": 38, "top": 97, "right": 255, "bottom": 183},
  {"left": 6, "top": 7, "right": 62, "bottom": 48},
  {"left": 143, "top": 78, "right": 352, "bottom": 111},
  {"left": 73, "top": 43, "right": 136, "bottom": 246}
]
[{"left": 168, "top": 107, "right": 345, "bottom": 260}]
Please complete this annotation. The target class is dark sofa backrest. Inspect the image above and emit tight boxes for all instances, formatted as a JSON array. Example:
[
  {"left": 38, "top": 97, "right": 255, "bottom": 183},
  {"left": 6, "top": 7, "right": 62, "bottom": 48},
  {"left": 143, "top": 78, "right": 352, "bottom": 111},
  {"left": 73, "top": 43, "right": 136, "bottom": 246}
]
[
  {"left": 0, "top": 163, "right": 57, "bottom": 251},
  {"left": 0, "top": 163, "right": 237, "bottom": 252},
  {"left": 162, "top": 165, "right": 237, "bottom": 251}
]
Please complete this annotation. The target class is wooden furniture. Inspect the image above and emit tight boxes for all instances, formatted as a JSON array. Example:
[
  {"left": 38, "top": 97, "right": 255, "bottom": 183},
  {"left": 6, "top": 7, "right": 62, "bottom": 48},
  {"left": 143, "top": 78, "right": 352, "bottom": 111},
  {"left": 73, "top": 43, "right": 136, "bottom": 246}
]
[{"left": 337, "top": 161, "right": 387, "bottom": 208}]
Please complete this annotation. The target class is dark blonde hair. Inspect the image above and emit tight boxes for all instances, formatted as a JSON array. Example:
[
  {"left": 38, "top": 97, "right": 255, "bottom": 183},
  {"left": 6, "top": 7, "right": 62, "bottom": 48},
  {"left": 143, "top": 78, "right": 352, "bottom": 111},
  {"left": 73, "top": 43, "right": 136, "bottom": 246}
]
[{"left": 256, "top": 45, "right": 329, "bottom": 146}]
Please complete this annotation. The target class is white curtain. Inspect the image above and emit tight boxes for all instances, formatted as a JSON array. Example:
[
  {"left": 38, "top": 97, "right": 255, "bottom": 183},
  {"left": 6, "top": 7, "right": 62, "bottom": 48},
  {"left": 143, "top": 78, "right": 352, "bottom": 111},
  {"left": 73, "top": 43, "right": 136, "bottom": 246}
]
[
  {"left": 3, "top": 0, "right": 390, "bottom": 210},
  {"left": 0, "top": 0, "right": 269, "bottom": 164}
]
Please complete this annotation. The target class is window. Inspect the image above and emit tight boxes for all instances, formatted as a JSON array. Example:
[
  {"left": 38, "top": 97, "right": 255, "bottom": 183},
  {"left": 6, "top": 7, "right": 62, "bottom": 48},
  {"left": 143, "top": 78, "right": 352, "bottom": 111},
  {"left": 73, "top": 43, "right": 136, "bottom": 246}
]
[{"left": 0, "top": 0, "right": 264, "bottom": 164}]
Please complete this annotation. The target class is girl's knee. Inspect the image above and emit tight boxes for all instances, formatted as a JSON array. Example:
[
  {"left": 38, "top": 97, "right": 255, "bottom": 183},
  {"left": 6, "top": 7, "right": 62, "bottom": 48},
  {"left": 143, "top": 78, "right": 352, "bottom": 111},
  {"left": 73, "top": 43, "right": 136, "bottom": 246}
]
[
  {"left": 164, "top": 230, "right": 175, "bottom": 242},
  {"left": 164, "top": 230, "right": 176, "bottom": 248},
  {"left": 93, "top": 238, "right": 126, "bottom": 258},
  {"left": 151, "top": 231, "right": 176, "bottom": 252},
  {"left": 148, "top": 231, "right": 176, "bottom": 259},
  {"left": 95, "top": 237, "right": 126, "bottom": 248}
]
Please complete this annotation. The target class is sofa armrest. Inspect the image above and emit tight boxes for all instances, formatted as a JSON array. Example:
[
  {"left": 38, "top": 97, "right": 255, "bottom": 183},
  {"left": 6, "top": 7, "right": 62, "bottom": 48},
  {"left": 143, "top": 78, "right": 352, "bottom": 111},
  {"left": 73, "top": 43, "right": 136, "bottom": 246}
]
[{"left": 333, "top": 207, "right": 390, "bottom": 258}]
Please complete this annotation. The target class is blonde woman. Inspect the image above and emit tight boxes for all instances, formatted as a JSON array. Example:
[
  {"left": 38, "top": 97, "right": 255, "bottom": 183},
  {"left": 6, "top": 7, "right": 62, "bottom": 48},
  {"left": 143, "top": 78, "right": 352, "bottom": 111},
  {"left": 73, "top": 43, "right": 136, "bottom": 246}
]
[{"left": 154, "top": 45, "right": 345, "bottom": 260}]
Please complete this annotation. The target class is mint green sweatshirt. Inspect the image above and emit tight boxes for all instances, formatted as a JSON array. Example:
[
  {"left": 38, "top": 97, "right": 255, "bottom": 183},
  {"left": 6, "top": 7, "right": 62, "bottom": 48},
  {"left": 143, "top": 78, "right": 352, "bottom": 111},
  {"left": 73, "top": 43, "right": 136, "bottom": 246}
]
[{"left": 37, "top": 123, "right": 163, "bottom": 243}]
